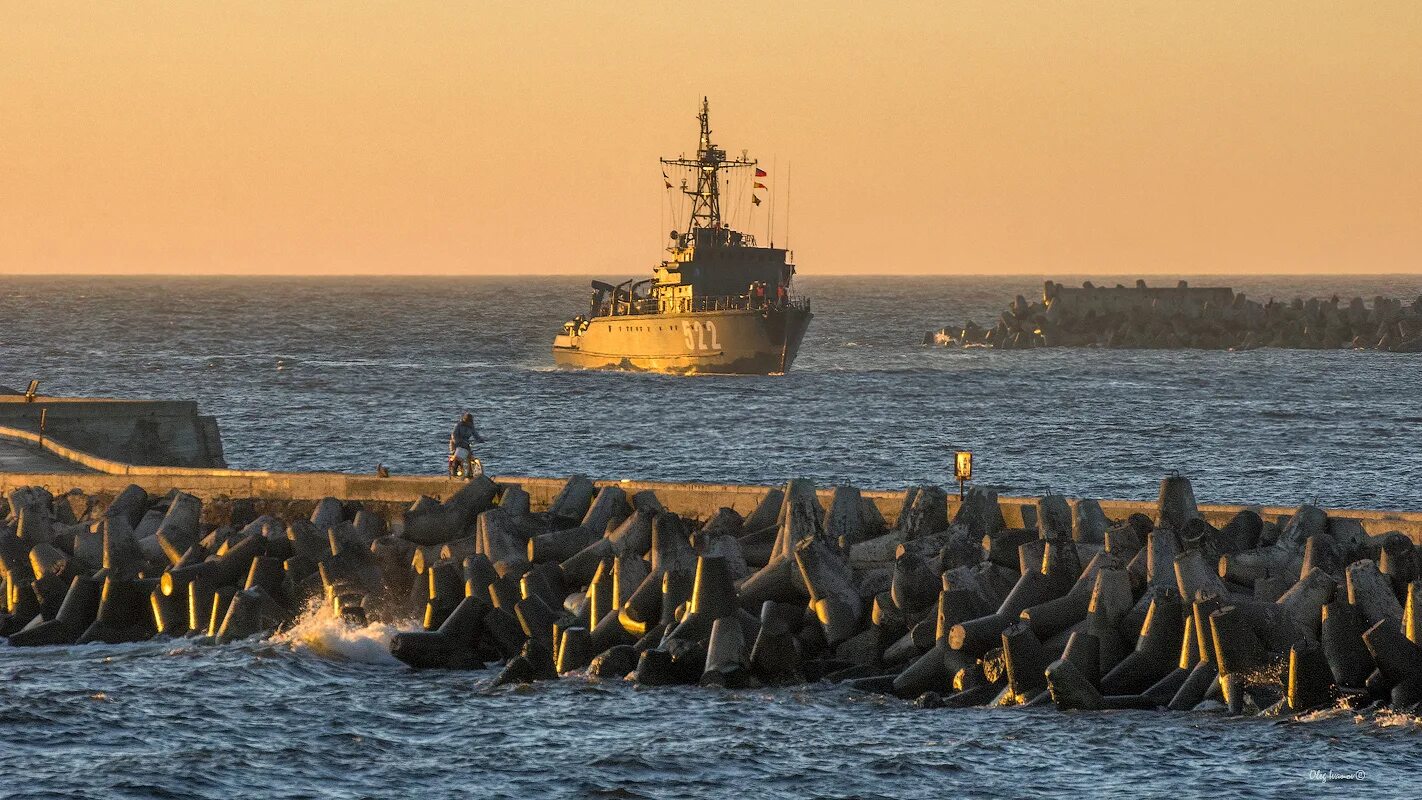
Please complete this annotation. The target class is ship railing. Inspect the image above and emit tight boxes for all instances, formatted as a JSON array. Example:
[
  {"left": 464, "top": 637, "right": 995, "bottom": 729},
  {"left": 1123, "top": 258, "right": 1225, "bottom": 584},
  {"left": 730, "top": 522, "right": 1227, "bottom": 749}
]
[{"left": 598, "top": 295, "right": 811, "bottom": 316}]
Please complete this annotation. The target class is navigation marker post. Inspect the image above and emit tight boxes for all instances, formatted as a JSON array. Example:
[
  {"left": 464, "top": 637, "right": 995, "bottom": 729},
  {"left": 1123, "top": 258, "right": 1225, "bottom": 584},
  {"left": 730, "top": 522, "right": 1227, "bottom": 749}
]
[{"left": 954, "top": 450, "right": 973, "bottom": 501}]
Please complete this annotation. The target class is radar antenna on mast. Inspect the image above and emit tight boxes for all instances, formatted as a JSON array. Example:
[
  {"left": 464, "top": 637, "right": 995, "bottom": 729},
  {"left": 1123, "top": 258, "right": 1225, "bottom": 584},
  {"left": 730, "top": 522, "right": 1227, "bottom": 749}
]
[{"left": 661, "top": 98, "right": 757, "bottom": 246}]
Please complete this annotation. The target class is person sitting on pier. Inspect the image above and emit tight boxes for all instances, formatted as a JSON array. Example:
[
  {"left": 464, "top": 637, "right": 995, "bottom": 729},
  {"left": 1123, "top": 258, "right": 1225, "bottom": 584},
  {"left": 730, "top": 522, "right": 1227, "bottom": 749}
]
[{"left": 448, "top": 412, "right": 486, "bottom": 478}]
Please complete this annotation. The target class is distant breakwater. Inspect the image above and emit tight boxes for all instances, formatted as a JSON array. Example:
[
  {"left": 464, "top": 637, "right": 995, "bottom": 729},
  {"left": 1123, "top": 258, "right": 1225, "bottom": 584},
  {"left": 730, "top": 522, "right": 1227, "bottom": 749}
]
[
  {"left": 927, "top": 280, "right": 1422, "bottom": 351},
  {"left": 4, "top": 475, "right": 1422, "bottom": 719}
]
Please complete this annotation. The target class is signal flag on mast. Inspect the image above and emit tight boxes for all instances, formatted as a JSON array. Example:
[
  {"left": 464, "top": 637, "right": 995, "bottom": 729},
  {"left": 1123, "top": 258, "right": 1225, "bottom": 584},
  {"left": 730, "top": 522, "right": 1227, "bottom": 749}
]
[
  {"left": 752, "top": 196, "right": 762, "bottom": 206},
  {"left": 753, "top": 182, "right": 767, "bottom": 189},
  {"left": 755, "top": 168, "right": 767, "bottom": 177}
]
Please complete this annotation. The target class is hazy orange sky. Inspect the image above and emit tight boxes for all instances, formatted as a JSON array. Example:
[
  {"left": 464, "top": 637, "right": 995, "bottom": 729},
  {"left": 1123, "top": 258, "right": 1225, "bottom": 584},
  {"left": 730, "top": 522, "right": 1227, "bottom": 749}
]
[{"left": 3, "top": 2, "right": 1419, "bottom": 275}]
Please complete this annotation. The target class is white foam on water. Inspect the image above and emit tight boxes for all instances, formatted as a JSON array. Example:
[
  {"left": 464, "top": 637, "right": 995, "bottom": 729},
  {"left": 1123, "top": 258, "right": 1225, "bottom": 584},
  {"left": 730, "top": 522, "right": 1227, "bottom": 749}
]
[
  {"left": 1366, "top": 709, "right": 1422, "bottom": 729},
  {"left": 274, "top": 600, "right": 414, "bottom": 667}
]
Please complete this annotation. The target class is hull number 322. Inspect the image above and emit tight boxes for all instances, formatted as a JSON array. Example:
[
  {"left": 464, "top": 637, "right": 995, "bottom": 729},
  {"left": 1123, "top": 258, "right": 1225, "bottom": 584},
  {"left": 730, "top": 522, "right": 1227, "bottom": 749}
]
[{"left": 681, "top": 320, "right": 722, "bottom": 351}]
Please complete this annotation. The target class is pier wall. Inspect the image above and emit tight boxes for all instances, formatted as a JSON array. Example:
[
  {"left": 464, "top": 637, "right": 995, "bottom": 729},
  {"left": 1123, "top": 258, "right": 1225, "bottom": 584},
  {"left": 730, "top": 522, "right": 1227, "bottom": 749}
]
[
  {"left": 0, "top": 396, "right": 225, "bottom": 468},
  {"left": 3, "top": 467, "right": 1421, "bottom": 545}
]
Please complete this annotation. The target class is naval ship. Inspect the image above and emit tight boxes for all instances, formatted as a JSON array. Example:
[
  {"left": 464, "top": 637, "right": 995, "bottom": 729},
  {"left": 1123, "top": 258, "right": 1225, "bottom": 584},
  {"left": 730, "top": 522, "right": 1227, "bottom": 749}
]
[{"left": 552, "top": 100, "right": 811, "bottom": 375}]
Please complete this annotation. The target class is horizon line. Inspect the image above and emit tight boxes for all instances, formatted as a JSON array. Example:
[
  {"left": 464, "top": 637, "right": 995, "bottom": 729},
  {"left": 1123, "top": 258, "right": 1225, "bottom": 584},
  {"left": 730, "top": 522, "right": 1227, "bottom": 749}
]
[{"left": 5, "top": 270, "right": 1422, "bottom": 279}]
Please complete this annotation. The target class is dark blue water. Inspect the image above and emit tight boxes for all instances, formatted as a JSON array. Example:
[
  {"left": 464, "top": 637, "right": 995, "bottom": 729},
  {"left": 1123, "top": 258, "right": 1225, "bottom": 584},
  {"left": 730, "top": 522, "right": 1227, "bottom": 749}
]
[
  {"left": 4, "top": 630, "right": 1420, "bottom": 800},
  {"left": 3, "top": 274, "right": 1421, "bottom": 798},
  {"left": 2, "top": 274, "right": 1420, "bottom": 508}
]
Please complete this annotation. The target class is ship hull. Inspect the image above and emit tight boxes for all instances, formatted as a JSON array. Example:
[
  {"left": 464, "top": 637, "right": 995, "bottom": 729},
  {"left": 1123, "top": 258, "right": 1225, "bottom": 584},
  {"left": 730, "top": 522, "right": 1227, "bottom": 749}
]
[{"left": 553, "top": 307, "right": 812, "bottom": 375}]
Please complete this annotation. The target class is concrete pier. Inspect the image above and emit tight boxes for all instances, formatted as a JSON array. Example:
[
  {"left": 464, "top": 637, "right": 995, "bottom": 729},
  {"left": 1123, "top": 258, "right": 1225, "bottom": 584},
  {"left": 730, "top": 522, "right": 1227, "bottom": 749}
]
[
  {"left": 0, "top": 393, "right": 224, "bottom": 468},
  {"left": 5, "top": 400, "right": 1422, "bottom": 718}
]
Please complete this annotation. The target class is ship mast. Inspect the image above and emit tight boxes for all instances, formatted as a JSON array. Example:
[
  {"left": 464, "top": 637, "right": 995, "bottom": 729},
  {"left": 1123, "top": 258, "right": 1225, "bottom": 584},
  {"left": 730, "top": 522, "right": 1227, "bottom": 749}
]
[{"left": 662, "top": 98, "right": 756, "bottom": 242}]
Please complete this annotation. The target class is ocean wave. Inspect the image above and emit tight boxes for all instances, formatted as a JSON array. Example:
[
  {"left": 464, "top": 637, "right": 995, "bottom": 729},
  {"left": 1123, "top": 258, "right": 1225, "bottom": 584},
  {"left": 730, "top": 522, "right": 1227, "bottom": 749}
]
[{"left": 271, "top": 600, "right": 413, "bottom": 667}]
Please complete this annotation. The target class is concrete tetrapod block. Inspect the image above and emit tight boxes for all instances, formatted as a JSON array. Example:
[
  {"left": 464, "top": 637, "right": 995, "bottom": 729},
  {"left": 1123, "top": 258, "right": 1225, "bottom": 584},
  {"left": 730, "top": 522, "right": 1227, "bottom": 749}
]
[
  {"left": 1347, "top": 560, "right": 1404, "bottom": 629},
  {"left": 475, "top": 508, "right": 528, "bottom": 574},
  {"left": 794, "top": 537, "right": 862, "bottom": 647},
  {"left": 556, "top": 626, "right": 594, "bottom": 674},
  {"left": 1059, "top": 630, "right": 1102, "bottom": 686},
  {"left": 1215, "top": 510, "right": 1263, "bottom": 555},
  {"left": 547, "top": 475, "right": 597, "bottom": 527},
  {"left": 1019, "top": 552, "right": 1113, "bottom": 640},
  {"left": 7, "top": 574, "right": 102, "bottom": 646},
  {"left": 750, "top": 600, "right": 804, "bottom": 685},
  {"left": 1219, "top": 547, "right": 1297, "bottom": 590},
  {"left": 648, "top": 513, "right": 695, "bottom": 575},
  {"left": 391, "top": 595, "right": 489, "bottom": 669},
  {"left": 824, "top": 485, "right": 870, "bottom": 549},
  {"left": 617, "top": 568, "right": 666, "bottom": 639},
  {"left": 100, "top": 518, "right": 146, "bottom": 580},
  {"left": 1000, "top": 621, "right": 1050, "bottom": 704},
  {"left": 404, "top": 476, "right": 500, "bottom": 546},
  {"left": 482, "top": 606, "right": 530, "bottom": 660},
  {"left": 1275, "top": 568, "right": 1335, "bottom": 642},
  {"left": 1276, "top": 505, "right": 1328, "bottom": 553},
  {"left": 104, "top": 484, "right": 148, "bottom": 530},
  {"left": 167, "top": 533, "right": 264, "bottom": 598},
  {"left": 949, "top": 570, "right": 1064, "bottom": 657},
  {"left": 1299, "top": 535, "right": 1344, "bottom": 580},
  {"left": 702, "top": 616, "right": 751, "bottom": 687},
  {"left": 1139, "top": 616, "right": 1204, "bottom": 706},
  {"left": 1072, "top": 499, "right": 1110, "bottom": 545},
  {"left": 1221, "top": 672, "right": 1246, "bottom": 715},
  {"left": 952, "top": 486, "right": 1005, "bottom": 542},
  {"left": 737, "top": 548, "right": 807, "bottom": 611},
  {"left": 155, "top": 492, "right": 202, "bottom": 566},
  {"left": 185, "top": 576, "right": 216, "bottom": 636},
  {"left": 463, "top": 554, "right": 499, "bottom": 601},
  {"left": 1035, "top": 495, "right": 1072, "bottom": 541},
  {"left": 890, "top": 551, "right": 938, "bottom": 616},
  {"left": 982, "top": 529, "right": 1037, "bottom": 570},
  {"left": 1174, "top": 550, "right": 1228, "bottom": 606},
  {"left": 893, "top": 640, "right": 957, "bottom": 698},
  {"left": 895, "top": 485, "right": 947, "bottom": 542},
  {"left": 586, "top": 558, "right": 615, "bottom": 627},
  {"left": 1379, "top": 543, "right": 1418, "bottom": 596},
  {"left": 1168, "top": 661, "right": 1219, "bottom": 712},
  {"left": 150, "top": 587, "right": 189, "bottom": 636},
  {"left": 528, "top": 524, "right": 603, "bottom": 565},
  {"left": 1046, "top": 658, "right": 1103, "bottom": 710},
  {"left": 493, "top": 638, "right": 558, "bottom": 686},
  {"left": 741, "top": 489, "right": 784, "bottom": 536},
  {"left": 1287, "top": 638, "right": 1335, "bottom": 713},
  {"left": 580, "top": 486, "right": 631, "bottom": 537},
  {"left": 27, "top": 542, "right": 69, "bottom": 583},
  {"left": 1361, "top": 618, "right": 1422, "bottom": 690},
  {"left": 587, "top": 644, "right": 639, "bottom": 679},
  {"left": 657, "top": 566, "right": 695, "bottom": 630},
  {"left": 216, "top": 586, "right": 284, "bottom": 644},
  {"left": 1157, "top": 476, "right": 1201, "bottom": 538},
  {"left": 1406, "top": 581, "right": 1422, "bottom": 645},
  {"left": 206, "top": 586, "right": 238, "bottom": 638},
  {"left": 1101, "top": 591, "right": 1185, "bottom": 695},
  {"left": 79, "top": 576, "right": 157, "bottom": 644},
  {"left": 1209, "top": 605, "right": 1269, "bottom": 678}
]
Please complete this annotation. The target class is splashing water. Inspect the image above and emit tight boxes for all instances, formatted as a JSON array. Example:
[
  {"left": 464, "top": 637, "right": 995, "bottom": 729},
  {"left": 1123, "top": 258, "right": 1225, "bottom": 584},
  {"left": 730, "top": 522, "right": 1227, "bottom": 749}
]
[{"left": 272, "top": 599, "right": 415, "bottom": 667}]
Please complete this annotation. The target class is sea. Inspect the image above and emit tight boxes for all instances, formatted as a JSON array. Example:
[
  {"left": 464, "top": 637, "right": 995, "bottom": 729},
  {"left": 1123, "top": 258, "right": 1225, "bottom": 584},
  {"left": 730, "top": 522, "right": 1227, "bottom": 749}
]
[{"left": 1, "top": 274, "right": 1420, "bottom": 798}]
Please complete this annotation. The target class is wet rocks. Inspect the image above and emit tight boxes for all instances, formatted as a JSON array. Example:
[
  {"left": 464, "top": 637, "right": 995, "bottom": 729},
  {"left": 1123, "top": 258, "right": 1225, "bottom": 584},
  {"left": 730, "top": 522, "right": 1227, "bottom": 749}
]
[{"left": 2, "top": 473, "right": 1418, "bottom": 722}]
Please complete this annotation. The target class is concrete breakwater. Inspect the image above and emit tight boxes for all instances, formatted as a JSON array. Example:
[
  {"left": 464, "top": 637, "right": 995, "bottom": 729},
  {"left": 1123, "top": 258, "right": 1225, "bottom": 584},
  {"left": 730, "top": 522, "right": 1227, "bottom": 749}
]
[
  {"left": 926, "top": 280, "right": 1422, "bottom": 351},
  {"left": 0, "top": 393, "right": 226, "bottom": 468},
  {"left": 3, "top": 474, "right": 1421, "bottom": 718}
]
